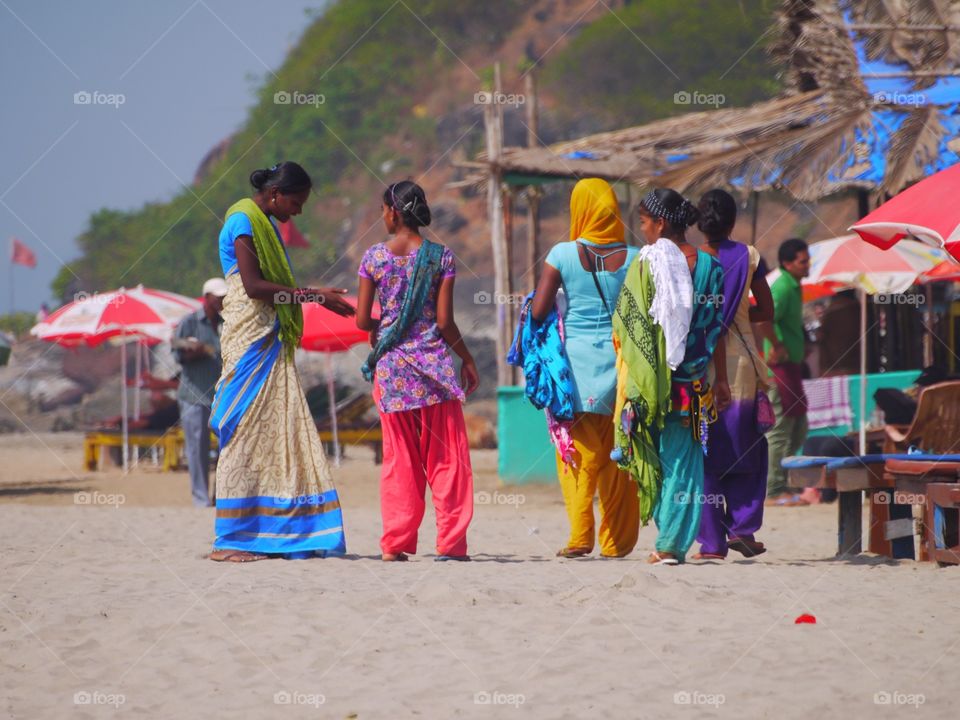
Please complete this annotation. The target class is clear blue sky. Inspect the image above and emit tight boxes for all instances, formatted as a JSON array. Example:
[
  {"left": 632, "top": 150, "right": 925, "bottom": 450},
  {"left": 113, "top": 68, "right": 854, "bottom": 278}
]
[{"left": 0, "top": 0, "right": 324, "bottom": 313}]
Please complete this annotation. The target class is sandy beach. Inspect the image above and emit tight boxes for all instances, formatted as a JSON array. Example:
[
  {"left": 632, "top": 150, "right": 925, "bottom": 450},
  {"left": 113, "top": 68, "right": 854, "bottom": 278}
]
[{"left": 1, "top": 432, "right": 957, "bottom": 719}]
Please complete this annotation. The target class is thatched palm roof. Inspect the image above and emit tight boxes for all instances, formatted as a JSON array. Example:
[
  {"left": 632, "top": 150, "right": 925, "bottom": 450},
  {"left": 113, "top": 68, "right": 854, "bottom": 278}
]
[{"left": 466, "top": 0, "right": 960, "bottom": 200}]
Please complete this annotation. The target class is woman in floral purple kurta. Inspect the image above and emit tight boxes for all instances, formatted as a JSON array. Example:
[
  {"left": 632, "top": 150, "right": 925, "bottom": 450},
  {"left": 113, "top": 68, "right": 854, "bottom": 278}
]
[
  {"left": 356, "top": 180, "right": 479, "bottom": 562},
  {"left": 359, "top": 243, "right": 464, "bottom": 412}
]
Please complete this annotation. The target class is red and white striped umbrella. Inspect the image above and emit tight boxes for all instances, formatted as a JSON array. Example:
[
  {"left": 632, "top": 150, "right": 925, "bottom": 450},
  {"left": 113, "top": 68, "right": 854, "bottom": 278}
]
[
  {"left": 30, "top": 285, "right": 202, "bottom": 473},
  {"left": 31, "top": 285, "right": 201, "bottom": 347},
  {"left": 918, "top": 259, "right": 960, "bottom": 284},
  {"left": 763, "top": 267, "right": 842, "bottom": 303},
  {"left": 850, "top": 162, "right": 960, "bottom": 260},
  {"left": 802, "top": 234, "right": 949, "bottom": 294}
]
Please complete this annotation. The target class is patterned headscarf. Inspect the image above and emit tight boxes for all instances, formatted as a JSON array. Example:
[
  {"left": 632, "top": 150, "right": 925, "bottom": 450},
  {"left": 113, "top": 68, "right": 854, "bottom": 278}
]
[{"left": 640, "top": 189, "right": 698, "bottom": 228}]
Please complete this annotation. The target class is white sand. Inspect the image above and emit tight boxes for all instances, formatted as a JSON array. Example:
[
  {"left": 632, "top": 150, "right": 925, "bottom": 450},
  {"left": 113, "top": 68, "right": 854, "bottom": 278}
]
[{"left": 1, "top": 433, "right": 957, "bottom": 718}]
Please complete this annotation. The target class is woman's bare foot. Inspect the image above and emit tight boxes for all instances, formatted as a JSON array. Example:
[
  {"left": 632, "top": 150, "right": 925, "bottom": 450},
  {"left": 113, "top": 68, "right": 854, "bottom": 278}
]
[
  {"left": 209, "top": 550, "right": 269, "bottom": 563},
  {"left": 648, "top": 551, "right": 679, "bottom": 565},
  {"left": 382, "top": 552, "right": 409, "bottom": 562}
]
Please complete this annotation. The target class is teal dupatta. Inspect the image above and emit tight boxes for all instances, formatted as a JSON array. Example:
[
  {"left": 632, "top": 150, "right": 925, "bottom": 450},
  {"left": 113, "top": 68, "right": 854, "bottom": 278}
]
[{"left": 361, "top": 239, "right": 445, "bottom": 382}]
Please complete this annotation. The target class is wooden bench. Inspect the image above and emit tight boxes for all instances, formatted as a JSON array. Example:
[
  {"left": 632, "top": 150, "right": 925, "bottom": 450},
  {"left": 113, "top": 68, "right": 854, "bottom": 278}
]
[
  {"left": 84, "top": 427, "right": 219, "bottom": 472},
  {"left": 84, "top": 429, "right": 179, "bottom": 471},
  {"left": 874, "top": 381, "right": 960, "bottom": 560},
  {"left": 925, "top": 482, "right": 960, "bottom": 566},
  {"left": 877, "top": 457, "right": 960, "bottom": 562},
  {"left": 783, "top": 455, "right": 891, "bottom": 556},
  {"left": 316, "top": 393, "right": 383, "bottom": 464}
]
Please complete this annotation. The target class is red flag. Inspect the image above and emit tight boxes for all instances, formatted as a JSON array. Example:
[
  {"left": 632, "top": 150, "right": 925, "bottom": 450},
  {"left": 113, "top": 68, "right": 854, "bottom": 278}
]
[
  {"left": 278, "top": 219, "right": 309, "bottom": 248},
  {"left": 10, "top": 238, "right": 36, "bottom": 268}
]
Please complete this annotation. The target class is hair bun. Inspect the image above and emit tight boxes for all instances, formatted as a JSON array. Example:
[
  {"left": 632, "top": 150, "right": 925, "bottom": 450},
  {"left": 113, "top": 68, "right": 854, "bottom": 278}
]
[
  {"left": 697, "top": 189, "right": 737, "bottom": 236},
  {"left": 248, "top": 162, "right": 312, "bottom": 194},
  {"left": 410, "top": 202, "right": 432, "bottom": 227},
  {"left": 680, "top": 199, "right": 700, "bottom": 228},
  {"left": 249, "top": 168, "right": 269, "bottom": 190},
  {"left": 384, "top": 180, "right": 432, "bottom": 228}
]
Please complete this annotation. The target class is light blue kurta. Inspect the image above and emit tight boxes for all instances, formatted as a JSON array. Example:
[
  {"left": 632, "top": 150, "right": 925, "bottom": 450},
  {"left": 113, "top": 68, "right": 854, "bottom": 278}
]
[{"left": 545, "top": 240, "right": 638, "bottom": 415}]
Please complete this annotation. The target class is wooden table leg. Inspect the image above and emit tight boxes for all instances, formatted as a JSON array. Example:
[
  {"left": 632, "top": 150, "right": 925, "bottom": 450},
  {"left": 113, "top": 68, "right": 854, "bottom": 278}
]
[
  {"left": 837, "top": 490, "right": 863, "bottom": 556},
  {"left": 84, "top": 438, "right": 97, "bottom": 471}
]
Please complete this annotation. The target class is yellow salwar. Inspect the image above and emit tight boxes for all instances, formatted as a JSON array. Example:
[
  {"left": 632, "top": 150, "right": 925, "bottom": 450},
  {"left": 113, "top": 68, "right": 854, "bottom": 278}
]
[{"left": 556, "top": 412, "right": 639, "bottom": 557}]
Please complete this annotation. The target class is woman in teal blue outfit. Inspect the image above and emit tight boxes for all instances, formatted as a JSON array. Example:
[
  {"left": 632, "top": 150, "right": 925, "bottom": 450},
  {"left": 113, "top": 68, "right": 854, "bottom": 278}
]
[
  {"left": 532, "top": 178, "right": 640, "bottom": 559},
  {"left": 632, "top": 188, "right": 728, "bottom": 565}
]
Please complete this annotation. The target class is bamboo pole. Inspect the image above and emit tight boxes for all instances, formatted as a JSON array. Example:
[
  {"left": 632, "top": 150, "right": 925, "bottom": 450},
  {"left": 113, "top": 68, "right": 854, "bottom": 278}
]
[
  {"left": 524, "top": 72, "right": 541, "bottom": 293},
  {"left": 485, "top": 62, "right": 510, "bottom": 386},
  {"left": 504, "top": 187, "right": 517, "bottom": 385}
]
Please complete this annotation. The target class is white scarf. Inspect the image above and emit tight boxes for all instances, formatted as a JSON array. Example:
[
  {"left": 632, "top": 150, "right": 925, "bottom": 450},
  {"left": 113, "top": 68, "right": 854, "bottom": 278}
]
[{"left": 637, "top": 238, "right": 693, "bottom": 370}]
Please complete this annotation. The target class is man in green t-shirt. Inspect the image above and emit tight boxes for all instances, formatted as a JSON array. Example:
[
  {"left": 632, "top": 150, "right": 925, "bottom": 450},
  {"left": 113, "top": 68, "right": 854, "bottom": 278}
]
[{"left": 762, "top": 238, "right": 811, "bottom": 505}]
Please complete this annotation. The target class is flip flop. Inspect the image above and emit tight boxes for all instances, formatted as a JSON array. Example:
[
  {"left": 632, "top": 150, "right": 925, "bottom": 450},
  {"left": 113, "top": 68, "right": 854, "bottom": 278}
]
[
  {"left": 209, "top": 550, "right": 268, "bottom": 563},
  {"left": 728, "top": 538, "right": 767, "bottom": 557},
  {"left": 765, "top": 493, "right": 809, "bottom": 507},
  {"left": 435, "top": 555, "right": 471, "bottom": 562},
  {"left": 692, "top": 552, "right": 725, "bottom": 561},
  {"left": 647, "top": 552, "right": 680, "bottom": 566},
  {"left": 556, "top": 547, "right": 591, "bottom": 558}
]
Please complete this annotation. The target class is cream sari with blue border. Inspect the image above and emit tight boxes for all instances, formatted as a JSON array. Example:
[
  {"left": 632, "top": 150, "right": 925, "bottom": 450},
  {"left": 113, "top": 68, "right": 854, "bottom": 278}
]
[{"left": 211, "top": 210, "right": 345, "bottom": 558}]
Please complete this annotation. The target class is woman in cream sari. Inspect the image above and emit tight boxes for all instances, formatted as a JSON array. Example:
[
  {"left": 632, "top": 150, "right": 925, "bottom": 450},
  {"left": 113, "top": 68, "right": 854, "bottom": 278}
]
[{"left": 209, "top": 162, "right": 356, "bottom": 562}]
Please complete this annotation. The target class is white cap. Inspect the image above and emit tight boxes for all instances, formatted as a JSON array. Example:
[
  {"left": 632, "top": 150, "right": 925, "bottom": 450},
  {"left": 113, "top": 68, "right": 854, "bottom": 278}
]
[{"left": 202, "top": 277, "right": 228, "bottom": 297}]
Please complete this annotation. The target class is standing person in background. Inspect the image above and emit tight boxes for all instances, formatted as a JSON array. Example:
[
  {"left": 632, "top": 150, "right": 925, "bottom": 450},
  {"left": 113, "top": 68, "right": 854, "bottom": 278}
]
[
  {"left": 356, "top": 180, "right": 479, "bottom": 562},
  {"left": 760, "top": 238, "right": 811, "bottom": 506},
  {"left": 532, "top": 178, "right": 640, "bottom": 559},
  {"left": 210, "top": 161, "right": 355, "bottom": 562},
  {"left": 694, "top": 190, "right": 773, "bottom": 560},
  {"left": 173, "top": 278, "right": 227, "bottom": 507}
]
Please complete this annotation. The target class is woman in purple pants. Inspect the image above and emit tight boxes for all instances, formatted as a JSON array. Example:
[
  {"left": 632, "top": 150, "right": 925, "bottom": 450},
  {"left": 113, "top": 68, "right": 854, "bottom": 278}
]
[{"left": 694, "top": 190, "right": 774, "bottom": 559}]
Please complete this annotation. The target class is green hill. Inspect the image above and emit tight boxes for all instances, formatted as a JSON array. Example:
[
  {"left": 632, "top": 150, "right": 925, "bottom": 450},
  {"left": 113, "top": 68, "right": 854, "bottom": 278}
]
[{"left": 54, "top": 0, "right": 778, "bottom": 300}]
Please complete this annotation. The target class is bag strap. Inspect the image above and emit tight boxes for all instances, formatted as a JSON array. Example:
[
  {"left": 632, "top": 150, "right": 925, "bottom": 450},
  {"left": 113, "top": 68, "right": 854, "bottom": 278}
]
[{"left": 730, "top": 319, "right": 764, "bottom": 379}]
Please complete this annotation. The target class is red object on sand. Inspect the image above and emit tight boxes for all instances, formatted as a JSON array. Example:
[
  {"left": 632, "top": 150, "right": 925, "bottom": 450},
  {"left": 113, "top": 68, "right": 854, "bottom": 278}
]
[
  {"left": 299, "top": 296, "right": 378, "bottom": 353},
  {"left": 279, "top": 218, "right": 310, "bottom": 248},
  {"left": 10, "top": 237, "right": 37, "bottom": 268},
  {"left": 850, "top": 161, "right": 960, "bottom": 261},
  {"left": 794, "top": 614, "right": 817, "bottom": 624}
]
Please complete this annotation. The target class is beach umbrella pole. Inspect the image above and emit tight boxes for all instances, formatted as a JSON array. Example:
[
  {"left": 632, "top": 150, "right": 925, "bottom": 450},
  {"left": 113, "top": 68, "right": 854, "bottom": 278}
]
[
  {"left": 859, "top": 288, "right": 867, "bottom": 453},
  {"left": 120, "top": 337, "right": 129, "bottom": 473},
  {"left": 133, "top": 339, "right": 142, "bottom": 420},
  {"left": 327, "top": 353, "right": 340, "bottom": 467}
]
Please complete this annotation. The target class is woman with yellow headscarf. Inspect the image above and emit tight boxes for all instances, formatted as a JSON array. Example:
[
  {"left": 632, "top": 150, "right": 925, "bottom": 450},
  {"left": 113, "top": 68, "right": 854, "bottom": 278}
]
[{"left": 531, "top": 178, "right": 640, "bottom": 558}]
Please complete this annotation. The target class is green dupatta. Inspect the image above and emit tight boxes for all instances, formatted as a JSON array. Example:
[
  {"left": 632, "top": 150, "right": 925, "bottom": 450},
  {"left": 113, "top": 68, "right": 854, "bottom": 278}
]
[
  {"left": 612, "top": 256, "right": 671, "bottom": 525},
  {"left": 225, "top": 198, "right": 303, "bottom": 359}
]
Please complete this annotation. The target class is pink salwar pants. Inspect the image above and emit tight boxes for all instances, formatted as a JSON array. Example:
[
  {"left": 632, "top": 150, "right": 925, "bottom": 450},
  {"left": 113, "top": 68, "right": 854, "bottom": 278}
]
[{"left": 376, "top": 390, "right": 474, "bottom": 557}]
